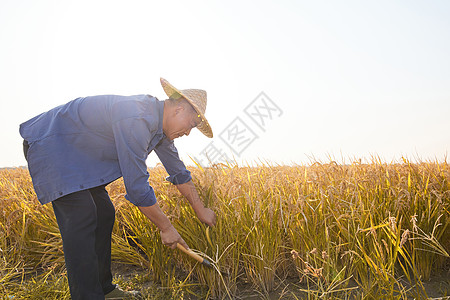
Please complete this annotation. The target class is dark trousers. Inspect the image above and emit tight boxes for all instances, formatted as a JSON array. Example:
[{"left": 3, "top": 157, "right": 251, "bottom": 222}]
[
  {"left": 23, "top": 140, "right": 116, "bottom": 299},
  {"left": 52, "top": 187, "right": 116, "bottom": 299}
]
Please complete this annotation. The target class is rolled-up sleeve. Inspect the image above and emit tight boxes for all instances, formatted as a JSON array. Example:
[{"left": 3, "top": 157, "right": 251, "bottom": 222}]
[
  {"left": 154, "top": 138, "right": 192, "bottom": 185},
  {"left": 112, "top": 116, "right": 157, "bottom": 207}
]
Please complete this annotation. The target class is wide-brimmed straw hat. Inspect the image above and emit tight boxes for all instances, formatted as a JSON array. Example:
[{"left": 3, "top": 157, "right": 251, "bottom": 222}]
[{"left": 160, "top": 77, "right": 213, "bottom": 138}]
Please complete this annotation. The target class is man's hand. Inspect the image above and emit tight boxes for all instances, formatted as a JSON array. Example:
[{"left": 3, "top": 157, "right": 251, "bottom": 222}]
[
  {"left": 160, "top": 224, "right": 189, "bottom": 250},
  {"left": 196, "top": 207, "right": 217, "bottom": 227},
  {"left": 137, "top": 204, "right": 189, "bottom": 249}
]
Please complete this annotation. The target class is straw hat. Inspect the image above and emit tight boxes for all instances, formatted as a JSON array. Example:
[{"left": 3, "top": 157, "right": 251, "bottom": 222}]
[{"left": 160, "top": 77, "right": 213, "bottom": 138}]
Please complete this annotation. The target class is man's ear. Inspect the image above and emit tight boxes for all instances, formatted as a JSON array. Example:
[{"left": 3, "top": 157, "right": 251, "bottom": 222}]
[{"left": 174, "top": 104, "right": 185, "bottom": 115}]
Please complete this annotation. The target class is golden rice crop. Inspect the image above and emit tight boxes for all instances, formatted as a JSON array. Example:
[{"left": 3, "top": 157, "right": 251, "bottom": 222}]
[{"left": 0, "top": 158, "right": 449, "bottom": 299}]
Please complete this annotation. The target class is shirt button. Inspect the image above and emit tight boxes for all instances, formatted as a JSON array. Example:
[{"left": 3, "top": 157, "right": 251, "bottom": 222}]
[
  {"left": 80, "top": 185, "right": 84, "bottom": 189},
  {"left": 100, "top": 179, "right": 105, "bottom": 183},
  {"left": 59, "top": 192, "right": 63, "bottom": 196}
]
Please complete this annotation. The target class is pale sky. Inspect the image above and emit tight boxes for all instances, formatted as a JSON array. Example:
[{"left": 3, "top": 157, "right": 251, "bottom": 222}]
[{"left": 1, "top": 0, "right": 449, "bottom": 167}]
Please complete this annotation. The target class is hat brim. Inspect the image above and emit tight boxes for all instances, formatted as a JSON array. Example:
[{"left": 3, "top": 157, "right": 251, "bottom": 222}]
[{"left": 160, "top": 78, "right": 213, "bottom": 138}]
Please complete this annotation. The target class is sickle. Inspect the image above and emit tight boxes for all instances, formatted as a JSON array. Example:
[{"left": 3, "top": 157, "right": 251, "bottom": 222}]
[{"left": 176, "top": 243, "right": 213, "bottom": 268}]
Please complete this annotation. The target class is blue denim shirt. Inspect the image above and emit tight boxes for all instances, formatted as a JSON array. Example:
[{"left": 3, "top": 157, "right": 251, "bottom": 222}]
[{"left": 19, "top": 94, "right": 191, "bottom": 206}]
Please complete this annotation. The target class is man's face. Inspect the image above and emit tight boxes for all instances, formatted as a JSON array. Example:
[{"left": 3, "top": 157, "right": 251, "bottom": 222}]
[{"left": 164, "top": 103, "right": 202, "bottom": 140}]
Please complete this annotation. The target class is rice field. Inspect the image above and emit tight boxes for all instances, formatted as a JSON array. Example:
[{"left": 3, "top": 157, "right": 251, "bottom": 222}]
[{"left": 1, "top": 158, "right": 449, "bottom": 299}]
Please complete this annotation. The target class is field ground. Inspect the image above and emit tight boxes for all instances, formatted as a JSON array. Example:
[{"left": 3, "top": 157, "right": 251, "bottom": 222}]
[
  {"left": 1, "top": 159, "right": 449, "bottom": 299},
  {"left": 109, "top": 261, "right": 450, "bottom": 299}
]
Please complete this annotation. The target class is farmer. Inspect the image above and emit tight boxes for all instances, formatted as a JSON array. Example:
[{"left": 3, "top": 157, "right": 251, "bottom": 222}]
[{"left": 19, "top": 78, "right": 217, "bottom": 299}]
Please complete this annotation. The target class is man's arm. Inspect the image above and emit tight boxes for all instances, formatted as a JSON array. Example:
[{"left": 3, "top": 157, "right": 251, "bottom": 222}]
[
  {"left": 176, "top": 180, "right": 217, "bottom": 227},
  {"left": 153, "top": 138, "right": 216, "bottom": 226},
  {"left": 137, "top": 203, "right": 189, "bottom": 249}
]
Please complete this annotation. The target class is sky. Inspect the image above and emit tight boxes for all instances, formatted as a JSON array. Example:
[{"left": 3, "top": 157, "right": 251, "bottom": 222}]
[{"left": 1, "top": 0, "right": 449, "bottom": 167}]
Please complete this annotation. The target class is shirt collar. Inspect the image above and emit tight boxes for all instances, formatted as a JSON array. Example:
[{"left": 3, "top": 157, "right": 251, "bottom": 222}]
[{"left": 157, "top": 98, "right": 166, "bottom": 138}]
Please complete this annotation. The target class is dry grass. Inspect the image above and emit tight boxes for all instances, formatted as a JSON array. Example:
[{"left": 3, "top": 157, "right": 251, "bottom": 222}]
[{"left": 1, "top": 158, "right": 449, "bottom": 299}]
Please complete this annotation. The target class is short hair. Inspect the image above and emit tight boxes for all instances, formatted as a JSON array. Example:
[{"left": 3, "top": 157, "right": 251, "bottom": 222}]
[
  {"left": 166, "top": 96, "right": 196, "bottom": 114},
  {"left": 165, "top": 96, "right": 184, "bottom": 106}
]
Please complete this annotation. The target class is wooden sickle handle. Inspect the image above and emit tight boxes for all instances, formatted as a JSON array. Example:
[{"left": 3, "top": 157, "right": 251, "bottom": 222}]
[{"left": 177, "top": 243, "right": 212, "bottom": 268}]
